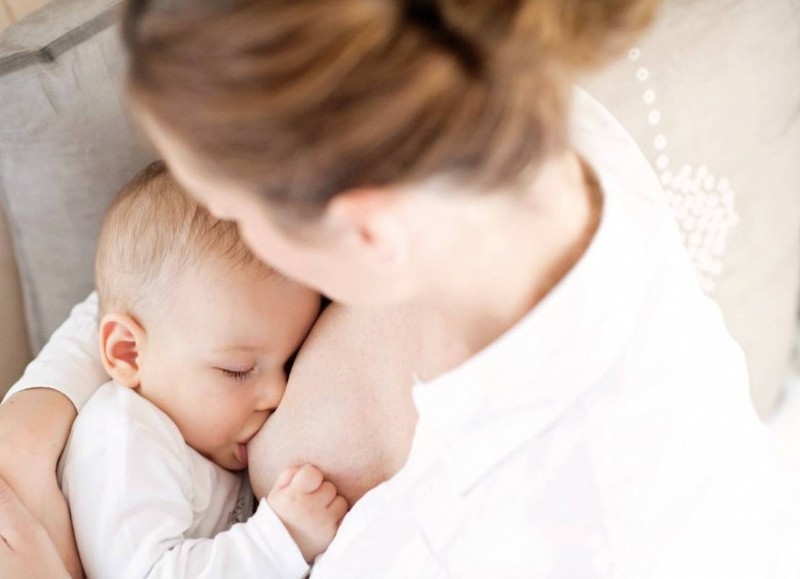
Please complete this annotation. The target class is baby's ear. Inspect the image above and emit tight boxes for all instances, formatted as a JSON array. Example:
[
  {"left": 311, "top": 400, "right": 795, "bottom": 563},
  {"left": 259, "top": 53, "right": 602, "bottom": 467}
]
[{"left": 99, "top": 313, "right": 145, "bottom": 389}]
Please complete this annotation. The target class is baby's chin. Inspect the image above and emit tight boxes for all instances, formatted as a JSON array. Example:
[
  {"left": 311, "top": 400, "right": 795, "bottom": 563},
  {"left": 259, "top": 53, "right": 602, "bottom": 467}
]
[{"left": 199, "top": 445, "right": 247, "bottom": 473}]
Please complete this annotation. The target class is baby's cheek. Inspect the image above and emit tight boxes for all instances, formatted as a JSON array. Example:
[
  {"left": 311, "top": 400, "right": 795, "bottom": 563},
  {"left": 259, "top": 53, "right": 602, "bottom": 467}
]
[{"left": 184, "top": 413, "right": 229, "bottom": 454}]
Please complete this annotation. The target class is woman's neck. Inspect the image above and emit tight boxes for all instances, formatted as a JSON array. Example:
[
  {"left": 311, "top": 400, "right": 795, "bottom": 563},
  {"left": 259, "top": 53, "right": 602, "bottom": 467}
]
[{"left": 412, "top": 150, "right": 602, "bottom": 380}]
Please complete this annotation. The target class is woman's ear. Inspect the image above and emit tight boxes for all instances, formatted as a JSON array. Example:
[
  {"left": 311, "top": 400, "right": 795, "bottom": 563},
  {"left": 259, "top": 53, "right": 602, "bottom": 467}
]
[
  {"left": 99, "top": 313, "right": 146, "bottom": 389},
  {"left": 327, "top": 188, "right": 409, "bottom": 268}
]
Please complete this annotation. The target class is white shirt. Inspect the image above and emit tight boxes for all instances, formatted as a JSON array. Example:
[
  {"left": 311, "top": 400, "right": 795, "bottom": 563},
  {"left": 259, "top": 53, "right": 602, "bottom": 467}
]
[
  {"left": 58, "top": 381, "right": 309, "bottom": 579},
  {"left": 7, "top": 89, "right": 800, "bottom": 577}
]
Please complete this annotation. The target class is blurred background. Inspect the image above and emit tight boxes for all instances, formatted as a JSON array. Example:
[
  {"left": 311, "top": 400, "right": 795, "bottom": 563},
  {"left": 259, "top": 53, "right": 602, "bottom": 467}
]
[{"left": 0, "top": 0, "right": 47, "bottom": 398}]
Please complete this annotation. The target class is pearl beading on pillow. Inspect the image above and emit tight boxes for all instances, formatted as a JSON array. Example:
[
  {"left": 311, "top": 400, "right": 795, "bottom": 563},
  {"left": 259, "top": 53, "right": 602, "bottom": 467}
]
[{"left": 627, "top": 47, "right": 740, "bottom": 295}]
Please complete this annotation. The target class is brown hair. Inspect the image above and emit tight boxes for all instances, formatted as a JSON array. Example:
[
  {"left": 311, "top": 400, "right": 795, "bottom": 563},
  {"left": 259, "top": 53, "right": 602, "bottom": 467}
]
[
  {"left": 96, "top": 160, "right": 271, "bottom": 316},
  {"left": 123, "top": 0, "right": 659, "bottom": 213}
]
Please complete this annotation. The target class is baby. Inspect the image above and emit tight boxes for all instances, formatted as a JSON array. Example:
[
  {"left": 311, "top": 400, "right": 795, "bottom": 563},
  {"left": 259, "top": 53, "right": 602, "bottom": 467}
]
[{"left": 58, "top": 161, "right": 346, "bottom": 578}]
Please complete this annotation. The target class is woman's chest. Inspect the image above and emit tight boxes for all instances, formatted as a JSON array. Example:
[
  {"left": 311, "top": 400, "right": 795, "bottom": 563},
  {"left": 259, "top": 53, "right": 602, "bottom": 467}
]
[
  {"left": 250, "top": 348, "right": 417, "bottom": 503},
  {"left": 247, "top": 306, "right": 419, "bottom": 503},
  {"left": 251, "top": 383, "right": 410, "bottom": 503}
]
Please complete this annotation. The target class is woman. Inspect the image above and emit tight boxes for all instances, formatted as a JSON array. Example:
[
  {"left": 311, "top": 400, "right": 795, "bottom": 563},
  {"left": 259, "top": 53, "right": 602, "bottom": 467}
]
[{"left": 2, "top": 0, "right": 799, "bottom": 577}]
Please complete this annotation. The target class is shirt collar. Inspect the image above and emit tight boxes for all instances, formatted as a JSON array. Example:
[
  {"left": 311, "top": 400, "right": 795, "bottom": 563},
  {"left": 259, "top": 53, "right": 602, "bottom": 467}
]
[{"left": 411, "top": 88, "right": 669, "bottom": 495}]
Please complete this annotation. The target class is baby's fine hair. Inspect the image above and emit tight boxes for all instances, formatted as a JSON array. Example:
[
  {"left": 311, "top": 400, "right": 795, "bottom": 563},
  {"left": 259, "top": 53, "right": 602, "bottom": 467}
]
[{"left": 95, "top": 160, "right": 271, "bottom": 316}]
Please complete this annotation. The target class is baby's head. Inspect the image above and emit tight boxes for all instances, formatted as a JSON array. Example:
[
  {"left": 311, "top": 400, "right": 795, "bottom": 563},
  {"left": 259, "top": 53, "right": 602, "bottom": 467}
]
[{"left": 95, "top": 161, "right": 321, "bottom": 470}]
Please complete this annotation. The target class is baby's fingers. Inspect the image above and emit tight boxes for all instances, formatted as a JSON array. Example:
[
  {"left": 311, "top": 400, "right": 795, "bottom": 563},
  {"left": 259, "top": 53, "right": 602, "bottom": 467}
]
[
  {"left": 314, "top": 481, "right": 337, "bottom": 506},
  {"left": 329, "top": 495, "right": 349, "bottom": 525},
  {"left": 288, "top": 464, "right": 325, "bottom": 493},
  {"left": 274, "top": 466, "right": 302, "bottom": 490}
]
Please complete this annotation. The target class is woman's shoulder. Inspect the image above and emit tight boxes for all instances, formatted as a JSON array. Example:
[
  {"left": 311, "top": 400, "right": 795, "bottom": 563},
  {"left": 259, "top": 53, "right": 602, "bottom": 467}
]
[
  {"left": 572, "top": 88, "right": 663, "bottom": 206},
  {"left": 571, "top": 87, "right": 691, "bottom": 286}
]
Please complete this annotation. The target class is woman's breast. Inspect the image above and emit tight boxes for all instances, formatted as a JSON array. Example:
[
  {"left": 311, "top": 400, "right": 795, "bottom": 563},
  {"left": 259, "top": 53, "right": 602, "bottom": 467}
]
[{"left": 247, "top": 304, "right": 418, "bottom": 505}]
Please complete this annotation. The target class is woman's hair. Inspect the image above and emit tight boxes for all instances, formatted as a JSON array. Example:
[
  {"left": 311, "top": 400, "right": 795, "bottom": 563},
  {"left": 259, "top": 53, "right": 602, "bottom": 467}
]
[{"left": 123, "top": 0, "right": 659, "bottom": 213}]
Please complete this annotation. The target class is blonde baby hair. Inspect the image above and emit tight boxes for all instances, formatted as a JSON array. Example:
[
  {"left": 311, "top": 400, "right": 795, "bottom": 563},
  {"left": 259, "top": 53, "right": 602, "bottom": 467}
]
[{"left": 95, "top": 160, "right": 272, "bottom": 318}]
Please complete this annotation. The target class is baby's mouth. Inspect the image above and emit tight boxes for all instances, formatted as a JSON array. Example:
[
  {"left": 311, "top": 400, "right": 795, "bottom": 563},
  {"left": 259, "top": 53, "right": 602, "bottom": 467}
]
[
  {"left": 236, "top": 443, "right": 248, "bottom": 466},
  {"left": 236, "top": 429, "right": 261, "bottom": 466}
]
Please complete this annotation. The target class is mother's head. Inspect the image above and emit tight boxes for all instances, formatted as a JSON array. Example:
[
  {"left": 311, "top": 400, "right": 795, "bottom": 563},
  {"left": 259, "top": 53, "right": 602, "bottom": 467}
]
[{"left": 123, "top": 0, "right": 658, "bottom": 302}]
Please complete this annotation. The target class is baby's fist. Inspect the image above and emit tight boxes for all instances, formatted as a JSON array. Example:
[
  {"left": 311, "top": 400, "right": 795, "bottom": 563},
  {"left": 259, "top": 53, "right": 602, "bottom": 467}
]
[{"left": 268, "top": 464, "right": 349, "bottom": 563}]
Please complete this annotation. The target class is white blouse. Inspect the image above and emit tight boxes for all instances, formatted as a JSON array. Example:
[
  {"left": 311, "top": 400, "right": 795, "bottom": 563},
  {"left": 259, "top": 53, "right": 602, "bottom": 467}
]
[{"left": 7, "top": 90, "right": 800, "bottom": 578}]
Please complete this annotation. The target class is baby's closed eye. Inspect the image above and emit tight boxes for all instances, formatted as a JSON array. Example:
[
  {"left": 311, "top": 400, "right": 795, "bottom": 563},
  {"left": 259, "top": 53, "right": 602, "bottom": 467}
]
[{"left": 218, "top": 367, "right": 254, "bottom": 382}]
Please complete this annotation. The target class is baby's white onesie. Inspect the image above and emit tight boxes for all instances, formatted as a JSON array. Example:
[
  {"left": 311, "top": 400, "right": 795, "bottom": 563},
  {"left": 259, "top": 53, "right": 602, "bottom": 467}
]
[{"left": 58, "top": 381, "right": 309, "bottom": 579}]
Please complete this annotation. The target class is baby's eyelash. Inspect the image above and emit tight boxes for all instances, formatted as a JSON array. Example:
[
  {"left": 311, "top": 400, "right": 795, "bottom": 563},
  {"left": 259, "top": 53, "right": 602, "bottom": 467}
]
[{"left": 221, "top": 368, "right": 253, "bottom": 382}]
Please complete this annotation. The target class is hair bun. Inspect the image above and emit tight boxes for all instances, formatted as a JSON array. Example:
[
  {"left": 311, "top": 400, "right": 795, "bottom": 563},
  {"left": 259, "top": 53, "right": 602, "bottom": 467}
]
[
  {"left": 521, "top": 0, "right": 660, "bottom": 69},
  {"left": 424, "top": 0, "right": 659, "bottom": 75}
]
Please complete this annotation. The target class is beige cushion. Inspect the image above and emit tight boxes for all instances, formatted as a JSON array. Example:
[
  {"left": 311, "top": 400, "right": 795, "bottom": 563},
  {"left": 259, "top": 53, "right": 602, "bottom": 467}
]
[
  {"left": 0, "top": 205, "right": 29, "bottom": 397},
  {"left": 582, "top": 0, "right": 800, "bottom": 416},
  {"left": 0, "top": 0, "right": 156, "bottom": 357},
  {"left": 0, "top": 0, "right": 52, "bottom": 398},
  {"left": 0, "top": 0, "right": 50, "bottom": 32}
]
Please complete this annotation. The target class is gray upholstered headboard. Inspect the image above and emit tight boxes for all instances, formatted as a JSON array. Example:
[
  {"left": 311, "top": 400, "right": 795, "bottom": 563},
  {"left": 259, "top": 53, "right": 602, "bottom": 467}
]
[
  {"left": 0, "top": 0, "right": 156, "bottom": 353},
  {"left": 0, "top": 0, "right": 798, "bottom": 416}
]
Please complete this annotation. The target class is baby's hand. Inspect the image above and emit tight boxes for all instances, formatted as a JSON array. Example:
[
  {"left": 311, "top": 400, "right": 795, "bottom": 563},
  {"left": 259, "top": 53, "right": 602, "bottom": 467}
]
[{"left": 267, "top": 464, "right": 349, "bottom": 563}]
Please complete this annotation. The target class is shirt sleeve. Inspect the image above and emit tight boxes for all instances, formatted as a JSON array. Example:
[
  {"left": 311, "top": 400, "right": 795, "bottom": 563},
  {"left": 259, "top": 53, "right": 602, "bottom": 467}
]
[
  {"left": 2, "top": 292, "right": 107, "bottom": 411},
  {"left": 60, "top": 393, "right": 309, "bottom": 579},
  {"left": 143, "top": 500, "right": 311, "bottom": 579}
]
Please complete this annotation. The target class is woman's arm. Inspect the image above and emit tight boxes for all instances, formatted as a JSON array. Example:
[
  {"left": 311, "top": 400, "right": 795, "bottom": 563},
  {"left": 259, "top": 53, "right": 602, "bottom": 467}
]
[
  {"left": 0, "top": 292, "right": 107, "bottom": 578},
  {"left": 0, "top": 391, "right": 80, "bottom": 577}
]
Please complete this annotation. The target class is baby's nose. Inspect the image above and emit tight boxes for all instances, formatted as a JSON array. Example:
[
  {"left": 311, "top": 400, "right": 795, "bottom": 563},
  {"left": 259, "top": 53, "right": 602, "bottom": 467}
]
[{"left": 255, "top": 375, "right": 286, "bottom": 411}]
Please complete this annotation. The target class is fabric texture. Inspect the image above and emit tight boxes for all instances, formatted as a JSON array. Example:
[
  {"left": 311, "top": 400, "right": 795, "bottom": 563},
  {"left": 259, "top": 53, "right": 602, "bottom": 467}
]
[{"left": 58, "top": 380, "right": 309, "bottom": 579}]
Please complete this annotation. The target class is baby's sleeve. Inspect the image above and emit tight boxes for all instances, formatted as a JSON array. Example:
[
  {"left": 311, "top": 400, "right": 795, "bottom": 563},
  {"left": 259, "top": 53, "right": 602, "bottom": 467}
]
[
  {"left": 2, "top": 292, "right": 107, "bottom": 411},
  {"left": 144, "top": 499, "right": 311, "bottom": 579}
]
